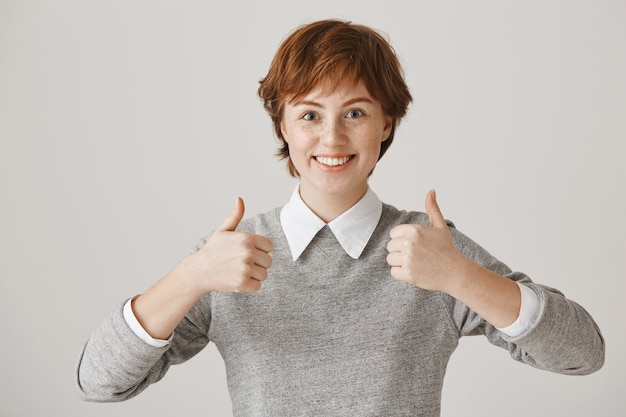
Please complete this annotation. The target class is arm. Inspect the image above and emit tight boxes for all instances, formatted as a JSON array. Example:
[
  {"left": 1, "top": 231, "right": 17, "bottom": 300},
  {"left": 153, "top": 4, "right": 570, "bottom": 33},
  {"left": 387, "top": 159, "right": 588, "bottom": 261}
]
[
  {"left": 387, "top": 190, "right": 605, "bottom": 374},
  {"left": 387, "top": 190, "right": 520, "bottom": 327},
  {"left": 76, "top": 197, "right": 274, "bottom": 401},
  {"left": 133, "top": 197, "right": 273, "bottom": 340}
]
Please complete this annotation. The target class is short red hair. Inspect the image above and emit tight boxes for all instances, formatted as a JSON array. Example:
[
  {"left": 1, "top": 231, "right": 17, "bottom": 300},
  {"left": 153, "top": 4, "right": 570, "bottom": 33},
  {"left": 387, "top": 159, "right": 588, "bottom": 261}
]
[{"left": 258, "top": 19, "right": 413, "bottom": 177}]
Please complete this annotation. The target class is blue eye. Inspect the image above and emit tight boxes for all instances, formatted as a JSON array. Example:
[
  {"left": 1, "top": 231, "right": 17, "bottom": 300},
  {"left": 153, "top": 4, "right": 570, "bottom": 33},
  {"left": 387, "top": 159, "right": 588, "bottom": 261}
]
[
  {"left": 303, "top": 112, "right": 318, "bottom": 121},
  {"left": 346, "top": 109, "right": 364, "bottom": 119}
]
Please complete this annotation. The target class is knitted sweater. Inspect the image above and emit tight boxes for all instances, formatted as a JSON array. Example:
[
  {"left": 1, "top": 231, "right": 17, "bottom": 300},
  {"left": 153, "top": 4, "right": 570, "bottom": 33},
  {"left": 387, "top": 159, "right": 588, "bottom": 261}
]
[{"left": 76, "top": 203, "right": 605, "bottom": 416}]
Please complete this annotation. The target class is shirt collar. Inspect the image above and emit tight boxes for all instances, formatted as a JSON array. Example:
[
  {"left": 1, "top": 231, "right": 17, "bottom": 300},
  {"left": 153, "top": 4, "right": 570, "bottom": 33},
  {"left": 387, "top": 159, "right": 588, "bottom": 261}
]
[{"left": 280, "top": 184, "right": 383, "bottom": 261}]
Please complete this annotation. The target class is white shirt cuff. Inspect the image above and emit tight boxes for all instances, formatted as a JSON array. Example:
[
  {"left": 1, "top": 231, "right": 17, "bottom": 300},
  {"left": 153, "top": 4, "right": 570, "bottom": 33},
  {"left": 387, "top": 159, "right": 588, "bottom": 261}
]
[
  {"left": 123, "top": 296, "right": 172, "bottom": 348},
  {"left": 496, "top": 283, "right": 540, "bottom": 337}
]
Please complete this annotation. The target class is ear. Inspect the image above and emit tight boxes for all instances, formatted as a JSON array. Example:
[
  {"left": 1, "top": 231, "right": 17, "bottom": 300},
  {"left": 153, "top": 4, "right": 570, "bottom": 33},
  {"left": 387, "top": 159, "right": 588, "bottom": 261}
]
[
  {"left": 381, "top": 115, "right": 393, "bottom": 142},
  {"left": 280, "top": 120, "right": 290, "bottom": 144}
]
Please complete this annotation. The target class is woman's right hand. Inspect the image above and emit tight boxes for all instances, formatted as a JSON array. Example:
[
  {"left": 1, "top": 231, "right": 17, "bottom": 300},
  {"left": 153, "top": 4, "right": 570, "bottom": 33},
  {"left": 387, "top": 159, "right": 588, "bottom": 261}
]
[
  {"left": 183, "top": 197, "right": 274, "bottom": 294},
  {"left": 131, "top": 197, "right": 273, "bottom": 340}
]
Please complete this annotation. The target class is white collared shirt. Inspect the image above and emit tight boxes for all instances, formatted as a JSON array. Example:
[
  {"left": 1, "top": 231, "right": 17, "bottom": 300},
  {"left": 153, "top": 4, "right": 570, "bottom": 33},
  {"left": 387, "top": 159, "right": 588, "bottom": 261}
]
[{"left": 280, "top": 185, "right": 382, "bottom": 261}]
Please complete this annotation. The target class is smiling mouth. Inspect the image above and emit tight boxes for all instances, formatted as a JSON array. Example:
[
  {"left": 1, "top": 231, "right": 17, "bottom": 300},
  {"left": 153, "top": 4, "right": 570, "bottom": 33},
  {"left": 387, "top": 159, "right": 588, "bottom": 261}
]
[{"left": 314, "top": 155, "right": 354, "bottom": 167}]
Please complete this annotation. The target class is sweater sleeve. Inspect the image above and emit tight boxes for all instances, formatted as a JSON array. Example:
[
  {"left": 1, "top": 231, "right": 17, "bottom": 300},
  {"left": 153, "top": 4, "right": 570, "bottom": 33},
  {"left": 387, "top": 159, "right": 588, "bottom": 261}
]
[
  {"left": 499, "top": 282, "right": 605, "bottom": 375},
  {"left": 75, "top": 293, "right": 212, "bottom": 402},
  {"left": 443, "top": 226, "right": 605, "bottom": 375}
]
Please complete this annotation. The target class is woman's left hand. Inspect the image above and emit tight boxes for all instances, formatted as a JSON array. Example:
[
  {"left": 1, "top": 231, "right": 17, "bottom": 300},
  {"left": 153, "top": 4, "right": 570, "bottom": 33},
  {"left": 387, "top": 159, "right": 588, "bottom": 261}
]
[{"left": 386, "top": 190, "right": 466, "bottom": 293}]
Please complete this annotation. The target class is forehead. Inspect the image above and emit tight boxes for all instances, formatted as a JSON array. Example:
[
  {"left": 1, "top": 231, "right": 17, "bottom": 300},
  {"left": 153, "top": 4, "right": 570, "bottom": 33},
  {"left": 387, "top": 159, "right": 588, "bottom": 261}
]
[{"left": 288, "top": 79, "right": 377, "bottom": 105}]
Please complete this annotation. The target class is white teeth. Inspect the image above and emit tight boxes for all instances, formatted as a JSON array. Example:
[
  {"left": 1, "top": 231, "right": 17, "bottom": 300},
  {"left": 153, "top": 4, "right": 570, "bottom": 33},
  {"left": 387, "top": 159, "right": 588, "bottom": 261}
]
[{"left": 315, "top": 156, "right": 351, "bottom": 166}]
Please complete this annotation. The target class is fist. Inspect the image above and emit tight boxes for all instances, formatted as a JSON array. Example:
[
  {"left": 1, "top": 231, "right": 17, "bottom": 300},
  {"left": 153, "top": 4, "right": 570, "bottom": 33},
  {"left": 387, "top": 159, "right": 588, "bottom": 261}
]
[
  {"left": 386, "top": 190, "right": 462, "bottom": 292},
  {"left": 188, "top": 197, "right": 273, "bottom": 293}
]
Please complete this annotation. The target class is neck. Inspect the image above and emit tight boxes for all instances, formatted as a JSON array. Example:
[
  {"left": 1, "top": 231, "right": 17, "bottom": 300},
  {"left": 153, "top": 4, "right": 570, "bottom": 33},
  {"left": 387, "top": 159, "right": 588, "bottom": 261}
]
[{"left": 299, "top": 183, "right": 368, "bottom": 223}]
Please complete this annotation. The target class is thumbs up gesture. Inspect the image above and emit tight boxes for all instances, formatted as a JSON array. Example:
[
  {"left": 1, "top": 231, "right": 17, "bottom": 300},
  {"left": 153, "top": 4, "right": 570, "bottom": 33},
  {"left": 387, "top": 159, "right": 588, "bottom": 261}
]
[
  {"left": 189, "top": 197, "right": 274, "bottom": 293},
  {"left": 386, "top": 190, "right": 463, "bottom": 292}
]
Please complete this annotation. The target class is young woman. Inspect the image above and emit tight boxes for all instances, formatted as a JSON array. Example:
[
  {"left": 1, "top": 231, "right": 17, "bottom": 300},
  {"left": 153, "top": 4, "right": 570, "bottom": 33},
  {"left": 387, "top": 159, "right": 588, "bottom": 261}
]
[{"left": 76, "top": 19, "right": 604, "bottom": 416}]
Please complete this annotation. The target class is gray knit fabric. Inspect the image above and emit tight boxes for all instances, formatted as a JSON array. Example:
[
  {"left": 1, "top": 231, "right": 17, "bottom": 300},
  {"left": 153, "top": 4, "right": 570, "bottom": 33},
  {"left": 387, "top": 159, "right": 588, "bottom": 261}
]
[{"left": 76, "top": 203, "right": 605, "bottom": 416}]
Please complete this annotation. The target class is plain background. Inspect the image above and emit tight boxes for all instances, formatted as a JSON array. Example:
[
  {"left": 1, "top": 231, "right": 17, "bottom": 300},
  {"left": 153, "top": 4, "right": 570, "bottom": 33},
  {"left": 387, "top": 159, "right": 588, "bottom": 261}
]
[{"left": 1, "top": 1, "right": 624, "bottom": 416}]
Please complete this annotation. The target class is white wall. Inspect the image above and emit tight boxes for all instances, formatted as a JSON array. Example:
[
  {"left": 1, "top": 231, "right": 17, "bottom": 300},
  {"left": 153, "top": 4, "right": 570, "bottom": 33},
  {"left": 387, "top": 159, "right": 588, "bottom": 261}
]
[{"left": 1, "top": 1, "right": 624, "bottom": 416}]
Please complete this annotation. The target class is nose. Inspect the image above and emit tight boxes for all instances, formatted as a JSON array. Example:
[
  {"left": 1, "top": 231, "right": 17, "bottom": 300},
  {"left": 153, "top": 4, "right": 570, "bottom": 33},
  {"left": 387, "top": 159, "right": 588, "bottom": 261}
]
[{"left": 319, "top": 118, "right": 347, "bottom": 146}]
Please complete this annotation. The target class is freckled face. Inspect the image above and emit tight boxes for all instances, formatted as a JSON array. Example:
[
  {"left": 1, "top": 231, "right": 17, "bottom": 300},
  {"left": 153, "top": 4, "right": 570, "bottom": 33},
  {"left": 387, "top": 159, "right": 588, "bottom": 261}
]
[{"left": 281, "top": 80, "right": 392, "bottom": 207}]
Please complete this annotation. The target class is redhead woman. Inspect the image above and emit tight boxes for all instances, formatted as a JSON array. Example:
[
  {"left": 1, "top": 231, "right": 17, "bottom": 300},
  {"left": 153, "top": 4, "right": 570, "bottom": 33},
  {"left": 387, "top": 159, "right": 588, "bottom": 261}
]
[{"left": 76, "top": 20, "right": 604, "bottom": 417}]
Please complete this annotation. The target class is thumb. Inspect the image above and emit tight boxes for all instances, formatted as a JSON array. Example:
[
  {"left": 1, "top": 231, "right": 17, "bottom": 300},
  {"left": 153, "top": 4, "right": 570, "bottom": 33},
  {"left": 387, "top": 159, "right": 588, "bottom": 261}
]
[
  {"left": 425, "top": 189, "right": 447, "bottom": 229},
  {"left": 217, "top": 197, "right": 245, "bottom": 231}
]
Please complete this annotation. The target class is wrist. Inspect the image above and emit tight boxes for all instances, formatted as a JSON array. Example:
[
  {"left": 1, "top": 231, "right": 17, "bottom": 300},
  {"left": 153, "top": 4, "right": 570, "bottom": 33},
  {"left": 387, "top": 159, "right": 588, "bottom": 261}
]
[
  {"left": 440, "top": 257, "right": 522, "bottom": 328},
  {"left": 171, "top": 256, "right": 212, "bottom": 296},
  {"left": 437, "top": 253, "right": 476, "bottom": 296}
]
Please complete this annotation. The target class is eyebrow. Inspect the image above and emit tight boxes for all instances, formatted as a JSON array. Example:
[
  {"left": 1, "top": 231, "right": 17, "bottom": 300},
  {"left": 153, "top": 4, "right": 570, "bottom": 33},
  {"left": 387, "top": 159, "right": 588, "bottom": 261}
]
[{"left": 293, "top": 97, "right": 374, "bottom": 107}]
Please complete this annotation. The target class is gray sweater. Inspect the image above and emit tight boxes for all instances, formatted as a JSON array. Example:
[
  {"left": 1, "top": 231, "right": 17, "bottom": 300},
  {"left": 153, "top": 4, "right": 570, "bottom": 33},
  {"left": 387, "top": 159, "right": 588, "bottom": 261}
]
[{"left": 76, "top": 203, "right": 605, "bottom": 416}]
